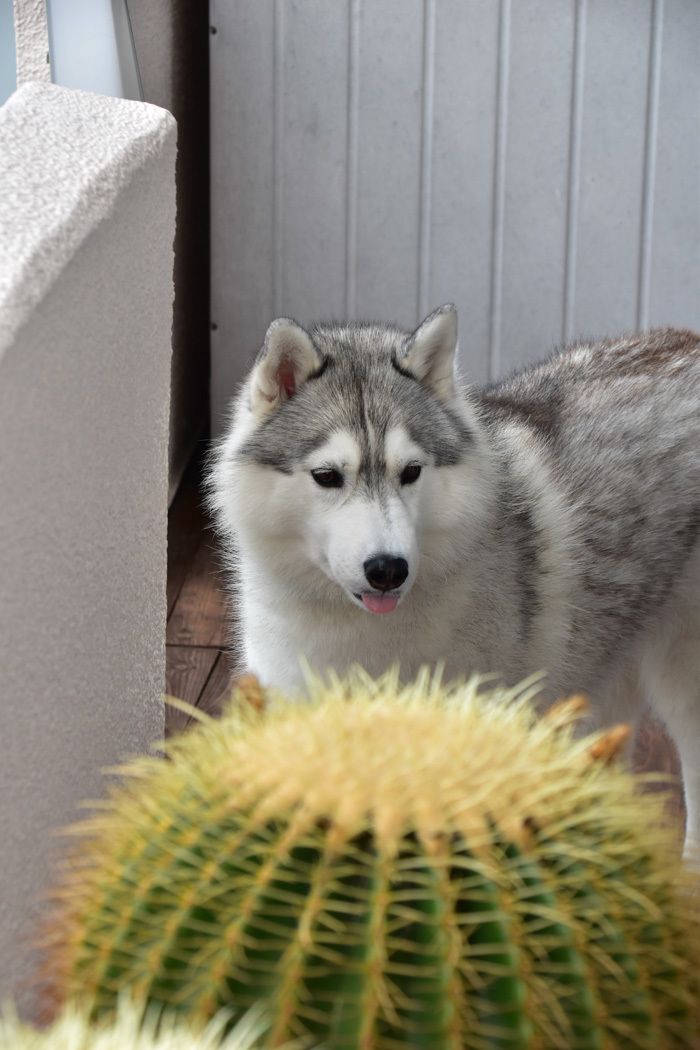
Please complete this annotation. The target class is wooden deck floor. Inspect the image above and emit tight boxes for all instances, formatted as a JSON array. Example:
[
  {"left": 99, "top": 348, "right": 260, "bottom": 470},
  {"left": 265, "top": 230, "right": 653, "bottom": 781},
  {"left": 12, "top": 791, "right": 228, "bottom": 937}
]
[
  {"left": 165, "top": 443, "right": 236, "bottom": 735},
  {"left": 165, "top": 447, "right": 685, "bottom": 830}
]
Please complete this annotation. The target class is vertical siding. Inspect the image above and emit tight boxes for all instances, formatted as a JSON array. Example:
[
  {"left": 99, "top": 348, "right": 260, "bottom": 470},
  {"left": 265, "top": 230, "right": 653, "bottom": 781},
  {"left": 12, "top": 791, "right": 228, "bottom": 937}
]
[
  {"left": 210, "top": 0, "right": 275, "bottom": 425},
  {"left": 637, "top": 0, "right": 664, "bottom": 330},
  {"left": 574, "top": 0, "right": 653, "bottom": 335},
  {"left": 563, "top": 0, "right": 587, "bottom": 344},
  {"left": 429, "top": 0, "right": 500, "bottom": 382},
  {"left": 276, "top": 1, "right": 349, "bottom": 320},
  {"left": 499, "top": 0, "right": 576, "bottom": 373},
  {"left": 354, "top": 0, "right": 425, "bottom": 323},
  {"left": 417, "top": 0, "right": 436, "bottom": 322},
  {"left": 211, "top": 0, "right": 700, "bottom": 429},
  {"left": 488, "top": 0, "right": 511, "bottom": 379},
  {"left": 649, "top": 0, "right": 700, "bottom": 328},
  {"left": 345, "top": 0, "right": 362, "bottom": 319}
]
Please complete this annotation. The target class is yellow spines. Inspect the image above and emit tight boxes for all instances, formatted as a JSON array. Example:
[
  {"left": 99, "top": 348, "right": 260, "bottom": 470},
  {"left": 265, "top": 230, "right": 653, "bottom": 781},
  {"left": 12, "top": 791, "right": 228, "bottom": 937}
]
[{"left": 0, "top": 999, "right": 281, "bottom": 1050}]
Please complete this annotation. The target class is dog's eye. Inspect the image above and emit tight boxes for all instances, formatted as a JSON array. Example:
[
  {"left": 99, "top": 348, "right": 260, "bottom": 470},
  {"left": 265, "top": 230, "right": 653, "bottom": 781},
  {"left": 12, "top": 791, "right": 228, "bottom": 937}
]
[
  {"left": 400, "top": 464, "right": 422, "bottom": 485},
  {"left": 311, "top": 468, "right": 343, "bottom": 488}
]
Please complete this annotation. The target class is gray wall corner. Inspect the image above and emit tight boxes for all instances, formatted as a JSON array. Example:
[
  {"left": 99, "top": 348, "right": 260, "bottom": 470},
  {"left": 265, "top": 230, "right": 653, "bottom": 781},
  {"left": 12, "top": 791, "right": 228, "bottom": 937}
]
[{"left": 0, "top": 82, "right": 176, "bottom": 1015}]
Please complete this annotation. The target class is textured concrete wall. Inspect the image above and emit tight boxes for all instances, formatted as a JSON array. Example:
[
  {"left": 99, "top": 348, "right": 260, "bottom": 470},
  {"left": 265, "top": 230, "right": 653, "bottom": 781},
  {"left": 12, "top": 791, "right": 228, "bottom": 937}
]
[
  {"left": 12, "top": 0, "right": 207, "bottom": 499},
  {"left": 0, "top": 82, "right": 175, "bottom": 1013},
  {"left": 12, "top": 0, "right": 50, "bottom": 86}
]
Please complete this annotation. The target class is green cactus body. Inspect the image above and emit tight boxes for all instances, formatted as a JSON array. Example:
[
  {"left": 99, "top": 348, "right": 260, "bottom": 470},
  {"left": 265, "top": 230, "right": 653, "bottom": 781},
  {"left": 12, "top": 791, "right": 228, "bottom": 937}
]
[{"left": 42, "top": 670, "right": 700, "bottom": 1049}]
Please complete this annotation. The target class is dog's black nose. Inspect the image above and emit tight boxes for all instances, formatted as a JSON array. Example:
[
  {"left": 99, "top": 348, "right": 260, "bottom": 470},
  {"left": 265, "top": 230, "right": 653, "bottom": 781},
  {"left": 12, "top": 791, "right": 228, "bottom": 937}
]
[{"left": 363, "top": 555, "right": 409, "bottom": 592}]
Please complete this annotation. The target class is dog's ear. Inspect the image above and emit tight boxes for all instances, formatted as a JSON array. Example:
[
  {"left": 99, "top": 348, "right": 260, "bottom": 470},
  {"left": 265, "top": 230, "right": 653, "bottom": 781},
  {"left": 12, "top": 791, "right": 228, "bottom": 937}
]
[
  {"left": 401, "top": 305, "right": 458, "bottom": 400},
  {"left": 251, "top": 318, "right": 322, "bottom": 415}
]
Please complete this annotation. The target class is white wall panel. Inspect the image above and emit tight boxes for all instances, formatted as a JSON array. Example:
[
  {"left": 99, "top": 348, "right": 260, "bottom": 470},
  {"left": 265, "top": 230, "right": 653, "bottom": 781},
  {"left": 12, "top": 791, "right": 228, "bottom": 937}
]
[
  {"left": 574, "top": 0, "right": 652, "bottom": 335},
  {"left": 277, "top": 0, "right": 349, "bottom": 320},
  {"left": 353, "top": 0, "right": 424, "bottom": 323},
  {"left": 649, "top": 0, "right": 700, "bottom": 329},
  {"left": 211, "top": 0, "right": 700, "bottom": 428},
  {"left": 430, "top": 0, "right": 500, "bottom": 383},
  {"left": 210, "top": 1, "right": 275, "bottom": 423},
  {"left": 499, "top": 1, "right": 576, "bottom": 373}
]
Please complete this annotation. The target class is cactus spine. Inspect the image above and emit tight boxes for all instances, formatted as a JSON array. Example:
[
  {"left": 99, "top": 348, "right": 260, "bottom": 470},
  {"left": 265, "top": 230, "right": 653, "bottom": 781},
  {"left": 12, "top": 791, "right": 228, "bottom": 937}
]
[
  {"left": 0, "top": 999, "right": 275, "bottom": 1050},
  {"left": 42, "top": 670, "right": 700, "bottom": 1049}
]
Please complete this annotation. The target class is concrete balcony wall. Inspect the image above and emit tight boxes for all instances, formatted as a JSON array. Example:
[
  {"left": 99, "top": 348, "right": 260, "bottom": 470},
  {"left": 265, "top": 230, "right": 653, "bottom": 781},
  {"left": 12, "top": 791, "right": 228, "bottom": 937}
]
[{"left": 0, "top": 82, "right": 176, "bottom": 1012}]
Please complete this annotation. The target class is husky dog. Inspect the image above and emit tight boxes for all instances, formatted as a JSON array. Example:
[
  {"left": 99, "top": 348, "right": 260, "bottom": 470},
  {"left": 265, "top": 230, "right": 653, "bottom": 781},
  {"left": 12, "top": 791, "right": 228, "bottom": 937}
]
[{"left": 209, "top": 306, "right": 700, "bottom": 843}]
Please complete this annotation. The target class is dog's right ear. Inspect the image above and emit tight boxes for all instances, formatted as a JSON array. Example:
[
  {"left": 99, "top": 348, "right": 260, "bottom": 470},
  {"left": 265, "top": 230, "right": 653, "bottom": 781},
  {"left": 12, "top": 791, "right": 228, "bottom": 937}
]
[
  {"left": 401, "top": 304, "right": 458, "bottom": 401},
  {"left": 251, "top": 319, "right": 322, "bottom": 416}
]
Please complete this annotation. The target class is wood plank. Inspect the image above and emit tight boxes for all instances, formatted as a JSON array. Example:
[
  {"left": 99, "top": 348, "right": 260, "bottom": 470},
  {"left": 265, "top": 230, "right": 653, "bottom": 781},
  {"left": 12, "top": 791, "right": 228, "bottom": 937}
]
[
  {"left": 197, "top": 649, "right": 241, "bottom": 720},
  {"left": 165, "top": 644, "right": 219, "bottom": 735},
  {"left": 633, "top": 710, "right": 685, "bottom": 836},
  {"left": 166, "top": 526, "right": 230, "bottom": 648},
  {"left": 165, "top": 649, "right": 241, "bottom": 732},
  {"left": 167, "top": 440, "right": 210, "bottom": 619}
]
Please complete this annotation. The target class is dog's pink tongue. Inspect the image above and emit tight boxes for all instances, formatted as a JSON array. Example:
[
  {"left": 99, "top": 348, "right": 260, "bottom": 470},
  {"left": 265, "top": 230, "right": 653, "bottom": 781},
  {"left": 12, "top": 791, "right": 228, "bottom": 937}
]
[{"left": 362, "top": 593, "right": 399, "bottom": 614}]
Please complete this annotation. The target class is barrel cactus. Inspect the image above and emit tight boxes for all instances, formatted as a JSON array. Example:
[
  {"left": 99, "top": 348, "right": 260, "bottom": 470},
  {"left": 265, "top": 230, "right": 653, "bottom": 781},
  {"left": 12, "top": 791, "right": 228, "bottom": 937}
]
[{"left": 41, "top": 669, "right": 700, "bottom": 1049}]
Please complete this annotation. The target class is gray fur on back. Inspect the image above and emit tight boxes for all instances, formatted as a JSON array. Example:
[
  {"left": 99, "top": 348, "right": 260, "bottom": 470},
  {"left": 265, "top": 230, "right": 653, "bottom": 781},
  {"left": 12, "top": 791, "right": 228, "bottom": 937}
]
[{"left": 476, "top": 329, "right": 700, "bottom": 681}]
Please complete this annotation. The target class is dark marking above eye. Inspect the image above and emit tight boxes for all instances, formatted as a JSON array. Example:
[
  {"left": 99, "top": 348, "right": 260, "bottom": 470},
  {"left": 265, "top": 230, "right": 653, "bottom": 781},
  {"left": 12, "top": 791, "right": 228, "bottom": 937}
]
[
  {"left": 311, "top": 468, "right": 344, "bottom": 488},
  {"left": 400, "top": 464, "right": 422, "bottom": 485}
]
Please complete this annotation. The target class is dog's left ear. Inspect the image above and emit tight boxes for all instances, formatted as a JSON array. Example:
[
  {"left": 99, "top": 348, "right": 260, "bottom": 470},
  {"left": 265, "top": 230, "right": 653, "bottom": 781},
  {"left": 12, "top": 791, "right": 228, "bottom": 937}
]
[
  {"left": 251, "top": 318, "right": 322, "bottom": 416},
  {"left": 401, "top": 305, "right": 458, "bottom": 401}
]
